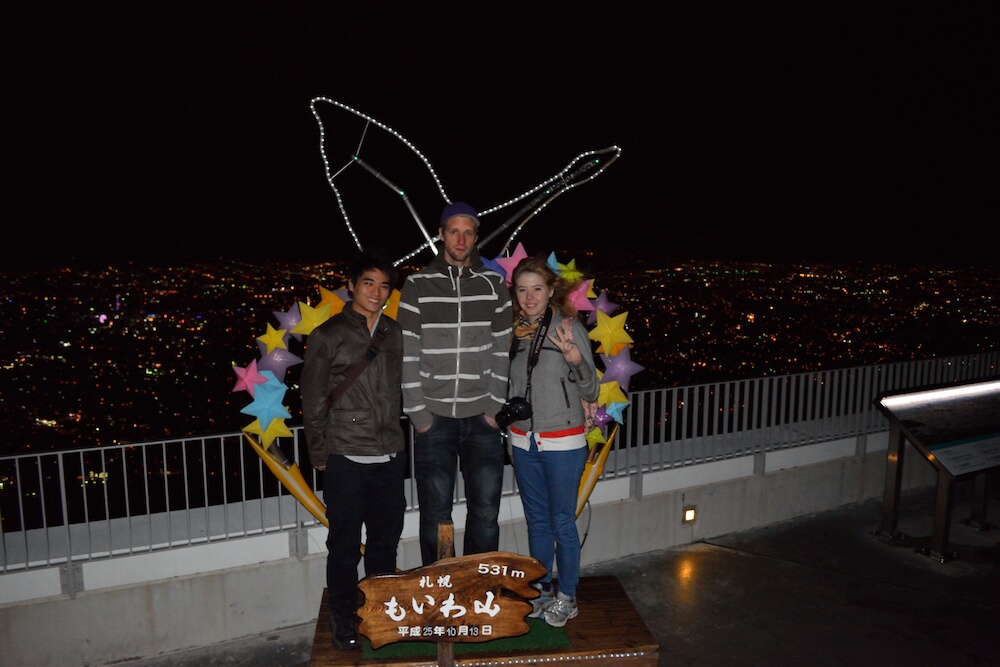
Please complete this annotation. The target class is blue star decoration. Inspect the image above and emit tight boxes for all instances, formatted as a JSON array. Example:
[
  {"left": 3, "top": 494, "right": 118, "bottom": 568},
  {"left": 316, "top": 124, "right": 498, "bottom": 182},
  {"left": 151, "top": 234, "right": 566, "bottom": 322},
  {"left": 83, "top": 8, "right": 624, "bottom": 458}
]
[
  {"left": 605, "top": 401, "right": 629, "bottom": 424},
  {"left": 240, "top": 373, "right": 291, "bottom": 431}
]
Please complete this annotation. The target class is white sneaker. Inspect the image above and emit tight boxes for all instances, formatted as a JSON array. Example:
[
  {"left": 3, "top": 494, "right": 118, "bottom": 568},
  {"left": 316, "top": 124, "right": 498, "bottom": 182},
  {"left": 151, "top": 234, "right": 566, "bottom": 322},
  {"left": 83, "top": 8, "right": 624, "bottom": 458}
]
[
  {"left": 542, "top": 592, "right": 578, "bottom": 627},
  {"left": 527, "top": 582, "right": 554, "bottom": 619}
]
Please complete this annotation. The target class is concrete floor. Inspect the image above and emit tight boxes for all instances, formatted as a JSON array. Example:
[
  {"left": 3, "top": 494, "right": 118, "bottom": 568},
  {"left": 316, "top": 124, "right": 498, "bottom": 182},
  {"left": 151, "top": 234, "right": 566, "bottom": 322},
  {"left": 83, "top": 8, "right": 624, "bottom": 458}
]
[{"left": 129, "top": 479, "right": 1000, "bottom": 666}]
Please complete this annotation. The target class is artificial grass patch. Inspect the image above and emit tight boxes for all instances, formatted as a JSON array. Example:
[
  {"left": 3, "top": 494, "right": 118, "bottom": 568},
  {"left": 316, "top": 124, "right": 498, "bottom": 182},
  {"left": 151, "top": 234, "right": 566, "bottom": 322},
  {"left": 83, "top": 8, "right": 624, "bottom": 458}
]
[{"left": 362, "top": 617, "right": 570, "bottom": 659}]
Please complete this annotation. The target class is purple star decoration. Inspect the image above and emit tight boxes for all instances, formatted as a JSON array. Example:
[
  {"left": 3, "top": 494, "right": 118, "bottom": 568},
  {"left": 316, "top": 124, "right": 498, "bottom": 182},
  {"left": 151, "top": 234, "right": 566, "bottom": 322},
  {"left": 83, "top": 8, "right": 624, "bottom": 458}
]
[
  {"left": 599, "top": 347, "right": 645, "bottom": 392},
  {"left": 593, "top": 406, "right": 614, "bottom": 429},
  {"left": 256, "top": 342, "right": 303, "bottom": 383},
  {"left": 272, "top": 303, "right": 303, "bottom": 341},
  {"left": 587, "top": 290, "right": 620, "bottom": 325}
]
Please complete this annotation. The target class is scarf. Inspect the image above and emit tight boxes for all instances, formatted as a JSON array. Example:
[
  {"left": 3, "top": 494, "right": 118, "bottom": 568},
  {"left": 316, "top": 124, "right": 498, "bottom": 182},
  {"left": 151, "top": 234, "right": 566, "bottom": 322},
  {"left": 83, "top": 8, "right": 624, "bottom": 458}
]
[
  {"left": 514, "top": 313, "right": 541, "bottom": 340},
  {"left": 515, "top": 306, "right": 556, "bottom": 341}
]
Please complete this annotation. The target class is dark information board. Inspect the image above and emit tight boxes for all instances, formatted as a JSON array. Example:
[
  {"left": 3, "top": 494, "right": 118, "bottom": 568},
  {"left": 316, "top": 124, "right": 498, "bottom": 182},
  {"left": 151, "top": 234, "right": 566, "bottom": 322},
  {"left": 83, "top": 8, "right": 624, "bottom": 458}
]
[{"left": 874, "top": 378, "right": 1000, "bottom": 562}]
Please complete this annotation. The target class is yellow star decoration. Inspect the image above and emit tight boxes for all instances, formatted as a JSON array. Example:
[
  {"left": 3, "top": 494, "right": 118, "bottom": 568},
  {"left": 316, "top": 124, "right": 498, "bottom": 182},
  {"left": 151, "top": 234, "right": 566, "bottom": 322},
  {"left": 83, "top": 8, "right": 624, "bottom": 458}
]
[
  {"left": 597, "top": 380, "right": 629, "bottom": 408},
  {"left": 383, "top": 288, "right": 402, "bottom": 320},
  {"left": 256, "top": 323, "right": 287, "bottom": 355},
  {"left": 242, "top": 417, "right": 293, "bottom": 447},
  {"left": 318, "top": 286, "right": 347, "bottom": 318},
  {"left": 292, "top": 301, "right": 332, "bottom": 336},
  {"left": 588, "top": 310, "right": 634, "bottom": 356},
  {"left": 557, "top": 258, "right": 585, "bottom": 283},
  {"left": 586, "top": 427, "right": 607, "bottom": 449}
]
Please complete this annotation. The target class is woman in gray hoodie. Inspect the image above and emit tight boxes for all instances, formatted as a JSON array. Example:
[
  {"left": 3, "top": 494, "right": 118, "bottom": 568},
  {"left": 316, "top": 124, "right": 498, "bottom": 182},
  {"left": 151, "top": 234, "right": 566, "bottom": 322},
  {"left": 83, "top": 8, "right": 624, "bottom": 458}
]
[{"left": 505, "top": 255, "right": 600, "bottom": 628}]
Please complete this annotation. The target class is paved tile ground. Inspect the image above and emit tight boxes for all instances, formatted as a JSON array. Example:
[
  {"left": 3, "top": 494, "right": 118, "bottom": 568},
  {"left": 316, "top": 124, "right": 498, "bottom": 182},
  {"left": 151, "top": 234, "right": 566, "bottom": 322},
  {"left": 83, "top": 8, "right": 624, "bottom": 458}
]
[{"left": 128, "top": 477, "right": 1000, "bottom": 666}]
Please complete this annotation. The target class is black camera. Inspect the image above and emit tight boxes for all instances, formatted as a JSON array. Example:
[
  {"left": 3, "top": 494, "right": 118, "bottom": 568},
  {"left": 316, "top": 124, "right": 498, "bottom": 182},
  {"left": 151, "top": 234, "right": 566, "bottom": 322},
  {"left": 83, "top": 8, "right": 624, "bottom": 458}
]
[{"left": 496, "top": 397, "right": 532, "bottom": 429}]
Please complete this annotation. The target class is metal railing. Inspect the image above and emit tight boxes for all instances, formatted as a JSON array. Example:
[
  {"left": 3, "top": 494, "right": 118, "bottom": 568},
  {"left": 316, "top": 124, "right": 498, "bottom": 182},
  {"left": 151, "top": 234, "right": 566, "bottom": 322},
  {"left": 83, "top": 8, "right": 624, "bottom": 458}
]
[{"left": 2, "top": 352, "right": 996, "bottom": 574}]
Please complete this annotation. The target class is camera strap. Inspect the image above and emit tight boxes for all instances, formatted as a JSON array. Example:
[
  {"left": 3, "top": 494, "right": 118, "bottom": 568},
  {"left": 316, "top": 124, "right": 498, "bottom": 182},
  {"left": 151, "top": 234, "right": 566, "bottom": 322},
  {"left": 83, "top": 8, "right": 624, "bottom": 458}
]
[{"left": 509, "top": 307, "right": 552, "bottom": 400}]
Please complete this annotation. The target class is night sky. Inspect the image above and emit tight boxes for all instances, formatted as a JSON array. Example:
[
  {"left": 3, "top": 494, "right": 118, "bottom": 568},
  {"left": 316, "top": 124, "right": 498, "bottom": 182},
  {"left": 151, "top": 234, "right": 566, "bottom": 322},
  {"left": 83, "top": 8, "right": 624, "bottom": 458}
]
[{"left": 6, "top": 1, "right": 997, "bottom": 270}]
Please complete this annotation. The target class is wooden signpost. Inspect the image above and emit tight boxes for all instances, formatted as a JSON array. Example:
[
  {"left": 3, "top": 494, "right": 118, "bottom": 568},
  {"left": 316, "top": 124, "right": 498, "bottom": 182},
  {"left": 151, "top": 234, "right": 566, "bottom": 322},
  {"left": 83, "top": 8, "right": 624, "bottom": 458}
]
[
  {"left": 357, "top": 522, "right": 546, "bottom": 666},
  {"left": 358, "top": 551, "right": 546, "bottom": 649}
]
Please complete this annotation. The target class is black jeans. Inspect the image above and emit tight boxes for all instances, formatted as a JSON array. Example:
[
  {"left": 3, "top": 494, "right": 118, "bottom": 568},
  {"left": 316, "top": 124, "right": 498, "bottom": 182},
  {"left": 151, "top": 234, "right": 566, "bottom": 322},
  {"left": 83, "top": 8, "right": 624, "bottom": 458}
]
[{"left": 323, "top": 453, "right": 406, "bottom": 614}]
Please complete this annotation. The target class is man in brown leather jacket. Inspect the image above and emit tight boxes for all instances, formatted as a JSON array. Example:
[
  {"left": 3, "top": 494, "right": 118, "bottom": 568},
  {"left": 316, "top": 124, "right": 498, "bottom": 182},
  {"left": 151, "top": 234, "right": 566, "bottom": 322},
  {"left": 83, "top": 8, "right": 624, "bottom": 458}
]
[{"left": 301, "top": 247, "right": 405, "bottom": 651}]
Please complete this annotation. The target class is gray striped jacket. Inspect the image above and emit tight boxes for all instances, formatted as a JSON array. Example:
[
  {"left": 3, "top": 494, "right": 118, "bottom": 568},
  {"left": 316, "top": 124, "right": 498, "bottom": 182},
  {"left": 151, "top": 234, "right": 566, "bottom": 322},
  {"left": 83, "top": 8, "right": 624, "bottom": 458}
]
[{"left": 397, "top": 252, "right": 513, "bottom": 431}]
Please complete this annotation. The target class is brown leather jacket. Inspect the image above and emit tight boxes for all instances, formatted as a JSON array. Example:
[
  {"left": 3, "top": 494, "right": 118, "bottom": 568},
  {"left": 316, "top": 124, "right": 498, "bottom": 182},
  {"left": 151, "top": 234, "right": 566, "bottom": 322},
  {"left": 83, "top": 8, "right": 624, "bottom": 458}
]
[{"left": 301, "top": 308, "right": 404, "bottom": 468}]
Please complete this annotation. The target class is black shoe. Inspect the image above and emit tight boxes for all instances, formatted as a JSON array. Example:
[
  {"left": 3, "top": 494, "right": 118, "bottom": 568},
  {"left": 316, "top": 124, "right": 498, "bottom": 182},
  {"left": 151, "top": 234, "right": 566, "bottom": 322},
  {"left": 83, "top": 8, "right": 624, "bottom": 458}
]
[{"left": 330, "top": 611, "right": 360, "bottom": 650}]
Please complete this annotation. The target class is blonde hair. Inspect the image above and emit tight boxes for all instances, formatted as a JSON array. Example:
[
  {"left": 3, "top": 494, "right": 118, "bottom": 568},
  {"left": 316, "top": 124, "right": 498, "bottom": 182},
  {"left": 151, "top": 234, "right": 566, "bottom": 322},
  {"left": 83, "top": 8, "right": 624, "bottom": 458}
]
[{"left": 510, "top": 255, "right": 582, "bottom": 320}]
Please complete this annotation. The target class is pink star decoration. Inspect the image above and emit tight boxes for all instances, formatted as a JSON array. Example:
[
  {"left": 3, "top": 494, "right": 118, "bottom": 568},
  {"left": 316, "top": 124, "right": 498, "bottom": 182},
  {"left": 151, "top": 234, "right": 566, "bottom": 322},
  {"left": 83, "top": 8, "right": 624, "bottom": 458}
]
[
  {"left": 231, "top": 359, "right": 268, "bottom": 397},
  {"left": 567, "top": 279, "right": 596, "bottom": 313},
  {"left": 495, "top": 243, "right": 529, "bottom": 286}
]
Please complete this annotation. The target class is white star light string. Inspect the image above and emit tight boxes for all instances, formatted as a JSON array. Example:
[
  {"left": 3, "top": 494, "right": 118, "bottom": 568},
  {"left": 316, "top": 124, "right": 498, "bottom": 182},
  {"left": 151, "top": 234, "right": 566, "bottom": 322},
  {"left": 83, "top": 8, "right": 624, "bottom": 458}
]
[{"left": 230, "top": 99, "right": 638, "bottom": 524}]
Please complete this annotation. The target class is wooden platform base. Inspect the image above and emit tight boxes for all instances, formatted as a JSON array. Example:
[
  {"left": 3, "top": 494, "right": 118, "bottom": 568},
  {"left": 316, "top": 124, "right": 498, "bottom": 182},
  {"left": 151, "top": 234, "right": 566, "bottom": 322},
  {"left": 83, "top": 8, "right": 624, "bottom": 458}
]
[{"left": 310, "top": 575, "right": 659, "bottom": 666}]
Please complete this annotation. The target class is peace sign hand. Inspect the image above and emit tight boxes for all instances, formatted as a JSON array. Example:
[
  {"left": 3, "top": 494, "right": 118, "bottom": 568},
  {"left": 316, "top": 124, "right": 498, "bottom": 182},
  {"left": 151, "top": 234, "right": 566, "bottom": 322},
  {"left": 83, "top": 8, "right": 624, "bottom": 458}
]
[{"left": 547, "top": 317, "right": 583, "bottom": 364}]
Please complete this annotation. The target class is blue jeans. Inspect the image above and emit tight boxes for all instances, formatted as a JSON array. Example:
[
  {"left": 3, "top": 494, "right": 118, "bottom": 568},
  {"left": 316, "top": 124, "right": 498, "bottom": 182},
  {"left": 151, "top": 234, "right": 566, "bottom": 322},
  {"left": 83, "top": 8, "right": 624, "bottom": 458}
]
[
  {"left": 324, "top": 453, "right": 406, "bottom": 614},
  {"left": 511, "top": 436, "right": 587, "bottom": 599},
  {"left": 413, "top": 415, "right": 505, "bottom": 565}
]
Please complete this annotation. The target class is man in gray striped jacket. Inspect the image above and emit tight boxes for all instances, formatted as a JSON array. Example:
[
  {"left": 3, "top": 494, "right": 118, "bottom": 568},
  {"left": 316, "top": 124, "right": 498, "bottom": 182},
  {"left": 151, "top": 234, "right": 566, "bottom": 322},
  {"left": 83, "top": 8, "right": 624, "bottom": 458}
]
[{"left": 397, "top": 202, "right": 514, "bottom": 566}]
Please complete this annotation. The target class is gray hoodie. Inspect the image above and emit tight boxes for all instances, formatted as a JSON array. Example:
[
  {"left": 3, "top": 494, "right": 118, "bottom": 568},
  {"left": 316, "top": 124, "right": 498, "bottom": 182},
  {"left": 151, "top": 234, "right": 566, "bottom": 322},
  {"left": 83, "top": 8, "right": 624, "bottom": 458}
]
[{"left": 507, "top": 314, "right": 600, "bottom": 438}]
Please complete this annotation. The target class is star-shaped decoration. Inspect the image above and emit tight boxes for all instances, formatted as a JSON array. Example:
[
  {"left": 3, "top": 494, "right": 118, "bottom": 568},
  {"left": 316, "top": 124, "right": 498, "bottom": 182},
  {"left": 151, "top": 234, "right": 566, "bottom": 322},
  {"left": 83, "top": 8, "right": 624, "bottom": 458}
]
[
  {"left": 567, "top": 279, "right": 596, "bottom": 313},
  {"left": 256, "top": 322, "right": 288, "bottom": 355},
  {"left": 231, "top": 359, "right": 268, "bottom": 397},
  {"left": 587, "top": 290, "right": 620, "bottom": 325},
  {"left": 256, "top": 345, "right": 303, "bottom": 382},
  {"left": 546, "top": 252, "right": 560, "bottom": 274},
  {"left": 273, "top": 303, "right": 304, "bottom": 341},
  {"left": 586, "top": 426, "right": 607, "bottom": 449},
  {"left": 242, "top": 416, "right": 293, "bottom": 447},
  {"left": 495, "top": 243, "right": 528, "bottom": 286},
  {"left": 593, "top": 405, "right": 614, "bottom": 429},
  {"left": 605, "top": 401, "right": 629, "bottom": 424},
  {"left": 291, "top": 300, "right": 332, "bottom": 337},
  {"left": 600, "top": 347, "right": 645, "bottom": 392},
  {"left": 556, "top": 258, "right": 584, "bottom": 283},
  {"left": 240, "top": 379, "right": 291, "bottom": 431},
  {"left": 254, "top": 368, "right": 282, "bottom": 389},
  {"left": 588, "top": 310, "right": 634, "bottom": 356},
  {"left": 597, "top": 380, "right": 629, "bottom": 408},
  {"left": 317, "top": 286, "right": 347, "bottom": 318},
  {"left": 481, "top": 255, "right": 504, "bottom": 276},
  {"left": 382, "top": 288, "right": 402, "bottom": 320}
]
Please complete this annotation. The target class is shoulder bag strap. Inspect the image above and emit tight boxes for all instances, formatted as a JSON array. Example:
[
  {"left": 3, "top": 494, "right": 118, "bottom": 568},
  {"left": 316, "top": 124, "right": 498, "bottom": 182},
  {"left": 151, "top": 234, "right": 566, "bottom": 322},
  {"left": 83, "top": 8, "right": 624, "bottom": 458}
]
[{"left": 324, "top": 324, "right": 387, "bottom": 411}]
